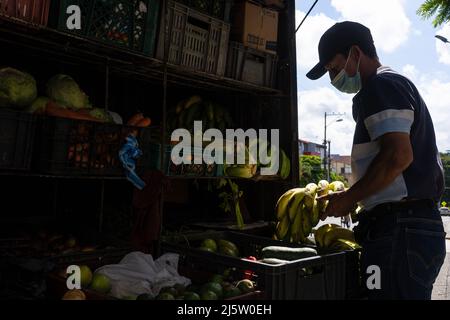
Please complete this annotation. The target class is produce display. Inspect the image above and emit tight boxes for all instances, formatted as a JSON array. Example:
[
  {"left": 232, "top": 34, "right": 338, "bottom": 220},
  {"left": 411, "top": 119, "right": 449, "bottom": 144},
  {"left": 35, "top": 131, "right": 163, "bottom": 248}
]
[
  {"left": 149, "top": 274, "right": 258, "bottom": 301},
  {"left": 274, "top": 180, "right": 361, "bottom": 252},
  {"left": 58, "top": 265, "right": 113, "bottom": 300},
  {"left": 168, "top": 95, "right": 233, "bottom": 133}
]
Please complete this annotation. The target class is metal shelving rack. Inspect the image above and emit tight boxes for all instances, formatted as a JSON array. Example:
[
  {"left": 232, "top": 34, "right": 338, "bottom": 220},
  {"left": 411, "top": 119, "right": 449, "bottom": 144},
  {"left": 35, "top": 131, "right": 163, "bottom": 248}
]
[{"left": 0, "top": 0, "right": 299, "bottom": 245}]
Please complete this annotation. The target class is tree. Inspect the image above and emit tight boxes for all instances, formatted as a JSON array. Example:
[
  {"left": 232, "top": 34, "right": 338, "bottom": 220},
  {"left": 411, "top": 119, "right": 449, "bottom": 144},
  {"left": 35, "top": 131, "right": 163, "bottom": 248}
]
[
  {"left": 440, "top": 153, "right": 450, "bottom": 204},
  {"left": 299, "top": 155, "right": 347, "bottom": 187},
  {"left": 417, "top": 0, "right": 450, "bottom": 27}
]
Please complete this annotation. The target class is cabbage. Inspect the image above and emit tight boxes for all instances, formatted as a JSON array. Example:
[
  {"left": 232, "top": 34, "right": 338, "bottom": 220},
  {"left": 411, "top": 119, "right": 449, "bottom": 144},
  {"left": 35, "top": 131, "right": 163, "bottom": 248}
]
[
  {"left": 0, "top": 68, "right": 37, "bottom": 109},
  {"left": 27, "top": 97, "right": 50, "bottom": 114},
  {"left": 89, "top": 108, "right": 113, "bottom": 123},
  {"left": 46, "top": 74, "right": 90, "bottom": 110}
]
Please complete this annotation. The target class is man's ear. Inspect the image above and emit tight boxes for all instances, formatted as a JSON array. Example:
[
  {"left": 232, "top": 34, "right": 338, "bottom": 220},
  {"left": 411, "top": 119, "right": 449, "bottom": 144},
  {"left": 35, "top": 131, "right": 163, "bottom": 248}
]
[{"left": 352, "top": 45, "right": 362, "bottom": 60}]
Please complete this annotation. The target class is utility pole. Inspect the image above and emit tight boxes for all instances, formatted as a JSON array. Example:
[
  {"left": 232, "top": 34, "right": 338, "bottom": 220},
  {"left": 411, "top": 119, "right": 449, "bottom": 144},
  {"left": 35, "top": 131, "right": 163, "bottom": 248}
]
[
  {"left": 328, "top": 140, "right": 331, "bottom": 181},
  {"left": 324, "top": 112, "right": 345, "bottom": 181}
]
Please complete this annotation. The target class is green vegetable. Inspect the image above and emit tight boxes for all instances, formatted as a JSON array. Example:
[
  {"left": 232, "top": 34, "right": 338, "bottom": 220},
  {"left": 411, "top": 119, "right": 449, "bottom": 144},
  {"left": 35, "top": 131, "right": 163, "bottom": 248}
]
[
  {"left": 46, "top": 74, "right": 90, "bottom": 110},
  {"left": 261, "top": 246, "right": 318, "bottom": 261},
  {"left": 0, "top": 67, "right": 37, "bottom": 109}
]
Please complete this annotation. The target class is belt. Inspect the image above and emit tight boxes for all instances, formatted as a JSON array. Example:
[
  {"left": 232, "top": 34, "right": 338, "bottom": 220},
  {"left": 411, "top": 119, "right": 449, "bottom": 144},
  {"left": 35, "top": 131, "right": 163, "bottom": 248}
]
[{"left": 366, "top": 199, "right": 436, "bottom": 218}]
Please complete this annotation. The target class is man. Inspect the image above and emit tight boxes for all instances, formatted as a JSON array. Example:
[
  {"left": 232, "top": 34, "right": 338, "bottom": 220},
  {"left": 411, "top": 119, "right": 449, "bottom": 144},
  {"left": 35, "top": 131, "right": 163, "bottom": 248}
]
[{"left": 307, "top": 21, "right": 446, "bottom": 300}]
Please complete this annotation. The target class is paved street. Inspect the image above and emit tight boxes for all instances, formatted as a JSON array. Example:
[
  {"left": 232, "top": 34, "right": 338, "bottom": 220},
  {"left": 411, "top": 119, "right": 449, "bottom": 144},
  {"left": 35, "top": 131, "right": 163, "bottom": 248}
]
[{"left": 432, "top": 216, "right": 450, "bottom": 300}]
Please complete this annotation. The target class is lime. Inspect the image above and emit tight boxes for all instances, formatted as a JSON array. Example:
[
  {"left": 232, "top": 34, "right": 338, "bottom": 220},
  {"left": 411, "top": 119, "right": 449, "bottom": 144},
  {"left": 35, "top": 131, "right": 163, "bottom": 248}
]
[
  {"left": 210, "top": 274, "right": 224, "bottom": 284},
  {"left": 200, "top": 290, "right": 218, "bottom": 300},
  {"left": 79, "top": 265, "right": 92, "bottom": 288},
  {"left": 201, "top": 239, "right": 218, "bottom": 252},
  {"left": 90, "top": 273, "right": 111, "bottom": 294},
  {"left": 157, "top": 292, "right": 175, "bottom": 300},
  {"left": 183, "top": 292, "right": 201, "bottom": 300},
  {"left": 201, "top": 282, "right": 223, "bottom": 299},
  {"left": 223, "top": 286, "right": 242, "bottom": 299}
]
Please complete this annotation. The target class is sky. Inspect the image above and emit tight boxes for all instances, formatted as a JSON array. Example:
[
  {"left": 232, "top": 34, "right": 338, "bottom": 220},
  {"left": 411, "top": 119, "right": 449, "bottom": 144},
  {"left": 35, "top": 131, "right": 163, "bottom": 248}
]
[{"left": 295, "top": 0, "right": 450, "bottom": 155}]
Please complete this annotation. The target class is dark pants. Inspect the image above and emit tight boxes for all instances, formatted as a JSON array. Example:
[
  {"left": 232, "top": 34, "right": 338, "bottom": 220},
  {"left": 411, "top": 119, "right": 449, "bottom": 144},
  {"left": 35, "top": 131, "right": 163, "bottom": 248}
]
[{"left": 355, "top": 201, "right": 447, "bottom": 300}]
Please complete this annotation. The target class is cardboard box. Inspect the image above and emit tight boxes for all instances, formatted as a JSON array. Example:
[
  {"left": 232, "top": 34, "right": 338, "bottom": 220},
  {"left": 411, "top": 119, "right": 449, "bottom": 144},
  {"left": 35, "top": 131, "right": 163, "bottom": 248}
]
[
  {"left": 265, "top": 0, "right": 285, "bottom": 9},
  {"left": 231, "top": 0, "right": 278, "bottom": 54}
]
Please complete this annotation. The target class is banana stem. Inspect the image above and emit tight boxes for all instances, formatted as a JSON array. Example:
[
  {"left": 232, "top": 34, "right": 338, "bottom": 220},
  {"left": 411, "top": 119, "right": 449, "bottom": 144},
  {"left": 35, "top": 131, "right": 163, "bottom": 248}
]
[{"left": 235, "top": 202, "right": 244, "bottom": 230}]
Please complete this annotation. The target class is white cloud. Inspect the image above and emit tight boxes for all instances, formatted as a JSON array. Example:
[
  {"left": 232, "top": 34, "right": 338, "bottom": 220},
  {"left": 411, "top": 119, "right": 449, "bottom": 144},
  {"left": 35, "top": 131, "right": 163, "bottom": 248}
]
[
  {"left": 298, "top": 67, "right": 450, "bottom": 155},
  {"left": 416, "top": 77, "right": 450, "bottom": 152},
  {"left": 402, "top": 64, "right": 419, "bottom": 82},
  {"left": 330, "top": 0, "right": 411, "bottom": 54},
  {"left": 295, "top": 0, "right": 411, "bottom": 72},
  {"left": 295, "top": 10, "right": 337, "bottom": 71},
  {"left": 298, "top": 87, "right": 355, "bottom": 155},
  {"left": 436, "top": 24, "right": 450, "bottom": 66}
]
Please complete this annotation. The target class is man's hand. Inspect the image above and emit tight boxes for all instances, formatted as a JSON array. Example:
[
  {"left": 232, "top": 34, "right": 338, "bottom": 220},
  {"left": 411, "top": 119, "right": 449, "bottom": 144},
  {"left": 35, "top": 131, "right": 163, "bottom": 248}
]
[{"left": 317, "top": 191, "right": 357, "bottom": 221}]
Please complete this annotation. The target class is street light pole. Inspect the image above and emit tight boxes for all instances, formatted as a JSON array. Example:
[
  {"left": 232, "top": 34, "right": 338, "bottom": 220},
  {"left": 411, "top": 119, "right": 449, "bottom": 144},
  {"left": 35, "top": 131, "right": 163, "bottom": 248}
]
[{"left": 324, "top": 112, "right": 345, "bottom": 181}]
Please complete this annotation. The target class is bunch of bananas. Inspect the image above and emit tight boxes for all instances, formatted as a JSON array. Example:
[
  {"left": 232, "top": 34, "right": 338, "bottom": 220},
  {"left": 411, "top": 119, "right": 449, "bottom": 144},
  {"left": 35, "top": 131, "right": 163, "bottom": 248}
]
[
  {"left": 314, "top": 224, "right": 361, "bottom": 252},
  {"left": 168, "top": 96, "right": 233, "bottom": 133},
  {"left": 273, "top": 180, "right": 349, "bottom": 244}
]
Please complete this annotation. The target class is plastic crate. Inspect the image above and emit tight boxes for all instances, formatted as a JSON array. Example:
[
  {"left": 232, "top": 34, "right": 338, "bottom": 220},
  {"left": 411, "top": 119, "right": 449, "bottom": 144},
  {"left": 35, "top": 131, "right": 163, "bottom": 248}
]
[
  {"left": 161, "top": 231, "right": 348, "bottom": 300},
  {"left": 175, "top": 0, "right": 232, "bottom": 21},
  {"left": 226, "top": 41, "right": 278, "bottom": 88},
  {"left": 35, "top": 116, "right": 160, "bottom": 176},
  {"left": 54, "top": 0, "right": 160, "bottom": 55},
  {"left": 0, "top": 0, "right": 50, "bottom": 25},
  {"left": 156, "top": 0, "right": 230, "bottom": 76},
  {"left": 0, "top": 109, "right": 36, "bottom": 171},
  {"left": 165, "top": 145, "right": 220, "bottom": 177}
]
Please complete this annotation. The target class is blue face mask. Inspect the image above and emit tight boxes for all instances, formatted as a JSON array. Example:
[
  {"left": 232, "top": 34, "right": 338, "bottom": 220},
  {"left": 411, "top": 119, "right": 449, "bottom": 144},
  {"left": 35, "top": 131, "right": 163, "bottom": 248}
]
[{"left": 331, "top": 49, "right": 362, "bottom": 94}]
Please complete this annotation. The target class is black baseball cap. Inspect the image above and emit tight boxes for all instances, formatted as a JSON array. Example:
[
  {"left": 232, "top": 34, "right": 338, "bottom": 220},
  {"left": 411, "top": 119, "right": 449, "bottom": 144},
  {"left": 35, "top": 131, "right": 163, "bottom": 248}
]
[{"left": 306, "top": 21, "right": 374, "bottom": 80}]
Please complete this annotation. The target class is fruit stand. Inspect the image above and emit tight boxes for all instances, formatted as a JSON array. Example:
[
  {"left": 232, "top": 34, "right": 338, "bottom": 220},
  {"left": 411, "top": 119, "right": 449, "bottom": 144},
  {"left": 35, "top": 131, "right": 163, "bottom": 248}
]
[{"left": 0, "top": 0, "right": 363, "bottom": 301}]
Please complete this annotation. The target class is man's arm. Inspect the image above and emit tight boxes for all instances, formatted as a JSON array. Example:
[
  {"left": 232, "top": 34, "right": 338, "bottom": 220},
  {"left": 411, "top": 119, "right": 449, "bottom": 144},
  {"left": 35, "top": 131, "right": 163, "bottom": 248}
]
[{"left": 321, "top": 132, "right": 413, "bottom": 219}]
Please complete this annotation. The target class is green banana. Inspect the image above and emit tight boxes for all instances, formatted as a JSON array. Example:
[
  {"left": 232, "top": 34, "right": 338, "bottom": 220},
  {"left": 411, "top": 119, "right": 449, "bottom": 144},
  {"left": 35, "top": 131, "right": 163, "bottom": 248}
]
[
  {"left": 276, "top": 214, "right": 290, "bottom": 240},
  {"left": 323, "top": 227, "right": 356, "bottom": 248},
  {"left": 184, "top": 102, "right": 202, "bottom": 130},
  {"left": 175, "top": 98, "right": 186, "bottom": 114},
  {"left": 224, "top": 166, "right": 255, "bottom": 179},
  {"left": 287, "top": 188, "right": 306, "bottom": 221},
  {"left": 184, "top": 95, "right": 202, "bottom": 110},
  {"left": 329, "top": 181, "right": 345, "bottom": 192},
  {"left": 330, "top": 239, "right": 361, "bottom": 252},
  {"left": 311, "top": 198, "right": 320, "bottom": 227},
  {"left": 302, "top": 206, "right": 313, "bottom": 238},
  {"left": 290, "top": 209, "right": 303, "bottom": 243},
  {"left": 276, "top": 188, "right": 302, "bottom": 221},
  {"left": 280, "top": 149, "right": 291, "bottom": 179},
  {"left": 314, "top": 224, "right": 339, "bottom": 248},
  {"left": 317, "top": 180, "right": 330, "bottom": 196}
]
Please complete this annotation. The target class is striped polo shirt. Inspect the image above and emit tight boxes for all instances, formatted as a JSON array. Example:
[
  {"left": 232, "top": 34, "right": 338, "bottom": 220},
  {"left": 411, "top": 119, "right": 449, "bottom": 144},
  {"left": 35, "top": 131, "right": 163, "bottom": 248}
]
[{"left": 351, "top": 66, "right": 444, "bottom": 210}]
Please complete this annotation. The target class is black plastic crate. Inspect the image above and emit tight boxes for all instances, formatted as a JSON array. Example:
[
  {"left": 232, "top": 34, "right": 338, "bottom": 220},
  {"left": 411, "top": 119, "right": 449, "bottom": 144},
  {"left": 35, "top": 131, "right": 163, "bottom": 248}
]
[
  {"left": 175, "top": 0, "right": 232, "bottom": 21},
  {"left": 161, "top": 231, "right": 348, "bottom": 300},
  {"left": 156, "top": 0, "right": 230, "bottom": 76},
  {"left": 53, "top": 0, "right": 160, "bottom": 55},
  {"left": 226, "top": 41, "right": 278, "bottom": 88},
  {"left": 0, "top": 109, "right": 36, "bottom": 171},
  {"left": 35, "top": 116, "right": 160, "bottom": 176}
]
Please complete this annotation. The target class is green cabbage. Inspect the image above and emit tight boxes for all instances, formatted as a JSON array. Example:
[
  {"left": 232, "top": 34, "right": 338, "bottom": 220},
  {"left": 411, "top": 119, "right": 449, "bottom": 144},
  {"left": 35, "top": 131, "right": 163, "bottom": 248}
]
[
  {"left": 46, "top": 74, "right": 90, "bottom": 110},
  {"left": 27, "top": 97, "right": 50, "bottom": 114},
  {"left": 0, "top": 68, "right": 37, "bottom": 109},
  {"left": 89, "top": 108, "right": 113, "bottom": 123}
]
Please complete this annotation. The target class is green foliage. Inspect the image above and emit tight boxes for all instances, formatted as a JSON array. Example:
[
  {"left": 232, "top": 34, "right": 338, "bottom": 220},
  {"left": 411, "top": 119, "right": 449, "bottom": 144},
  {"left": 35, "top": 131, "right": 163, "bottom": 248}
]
[
  {"left": 440, "top": 153, "right": 450, "bottom": 203},
  {"left": 216, "top": 179, "right": 244, "bottom": 229},
  {"left": 299, "top": 155, "right": 347, "bottom": 187},
  {"left": 417, "top": 0, "right": 450, "bottom": 27}
]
